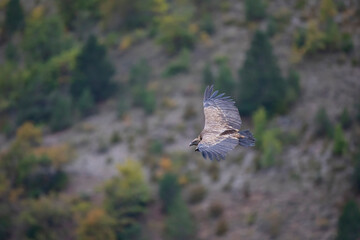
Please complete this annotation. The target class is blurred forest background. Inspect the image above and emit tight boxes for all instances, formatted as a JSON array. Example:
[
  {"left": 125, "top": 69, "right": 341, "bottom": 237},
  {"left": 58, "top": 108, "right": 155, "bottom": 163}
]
[{"left": 0, "top": 0, "right": 360, "bottom": 239}]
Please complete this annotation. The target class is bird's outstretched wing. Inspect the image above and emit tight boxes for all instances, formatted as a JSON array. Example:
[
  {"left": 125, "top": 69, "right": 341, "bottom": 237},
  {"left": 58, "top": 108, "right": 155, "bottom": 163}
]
[
  {"left": 197, "top": 135, "right": 238, "bottom": 161},
  {"left": 197, "top": 86, "right": 242, "bottom": 160},
  {"left": 203, "top": 85, "right": 242, "bottom": 131}
]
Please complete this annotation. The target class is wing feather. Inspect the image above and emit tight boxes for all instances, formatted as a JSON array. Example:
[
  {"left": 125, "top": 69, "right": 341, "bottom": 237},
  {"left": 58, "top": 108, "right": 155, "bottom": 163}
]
[
  {"left": 203, "top": 85, "right": 242, "bottom": 130},
  {"left": 198, "top": 135, "right": 238, "bottom": 161}
]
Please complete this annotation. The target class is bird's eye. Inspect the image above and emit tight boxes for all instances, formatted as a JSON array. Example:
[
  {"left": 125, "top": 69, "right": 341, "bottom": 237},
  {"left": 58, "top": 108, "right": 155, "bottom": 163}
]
[{"left": 200, "top": 136, "right": 202, "bottom": 140}]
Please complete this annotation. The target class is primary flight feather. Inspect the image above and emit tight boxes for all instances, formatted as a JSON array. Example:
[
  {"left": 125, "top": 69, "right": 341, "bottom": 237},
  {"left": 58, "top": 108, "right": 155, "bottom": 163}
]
[{"left": 189, "top": 85, "right": 255, "bottom": 161}]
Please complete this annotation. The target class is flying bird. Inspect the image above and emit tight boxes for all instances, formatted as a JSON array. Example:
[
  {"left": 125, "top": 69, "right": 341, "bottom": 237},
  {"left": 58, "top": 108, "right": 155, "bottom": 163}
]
[{"left": 189, "top": 85, "right": 255, "bottom": 161}]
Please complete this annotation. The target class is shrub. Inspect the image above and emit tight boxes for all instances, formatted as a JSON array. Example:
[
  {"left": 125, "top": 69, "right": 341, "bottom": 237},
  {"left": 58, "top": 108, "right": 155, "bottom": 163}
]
[
  {"left": 187, "top": 184, "right": 207, "bottom": 204},
  {"left": 260, "top": 129, "right": 282, "bottom": 169},
  {"left": 50, "top": 94, "right": 73, "bottom": 132},
  {"left": 215, "top": 218, "right": 228, "bottom": 236},
  {"left": 163, "top": 49, "right": 190, "bottom": 77},
  {"left": 320, "top": 0, "right": 337, "bottom": 23},
  {"left": 238, "top": 30, "right": 286, "bottom": 115},
  {"left": 17, "top": 197, "right": 74, "bottom": 240},
  {"left": 285, "top": 69, "right": 301, "bottom": 106},
  {"left": 129, "top": 59, "right": 151, "bottom": 86},
  {"left": 245, "top": 0, "right": 266, "bottom": 21},
  {"left": 159, "top": 173, "right": 181, "bottom": 212},
  {"left": 4, "top": 0, "right": 24, "bottom": 35},
  {"left": 157, "top": 14, "right": 196, "bottom": 54},
  {"left": 77, "top": 208, "right": 116, "bottom": 240},
  {"left": 199, "top": 14, "right": 215, "bottom": 35},
  {"left": 16, "top": 122, "right": 42, "bottom": 147},
  {"left": 23, "top": 16, "right": 71, "bottom": 63},
  {"left": 117, "top": 98, "right": 129, "bottom": 119},
  {"left": 149, "top": 139, "right": 163, "bottom": 155},
  {"left": 315, "top": 107, "right": 333, "bottom": 138},
  {"left": 208, "top": 202, "right": 223, "bottom": 219},
  {"left": 252, "top": 107, "right": 267, "bottom": 147},
  {"left": 336, "top": 200, "right": 360, "bottom": 240},
  {"left": 165, "top": 196, "right": 196, "bottom": 240},
  {"left": 103, "top": 160, "right": 150, "bottom": 239},
  {"left": 341, "top": 33, "right": 354, "bottom": 53},
  {"left": 340, "top": 108, "right": 351, "bottom": 129},
  {"left": 333, "top": 124, "right": 347, "bottom": 156},
  {"left": 71, "top": 35, "right": 115, "bottom": 102},
  {"left": 110, "top": 131, "right": 121, "bottom": 144},
  {"left": 77, "top": 88, "right": 94, "bottom": 117}
]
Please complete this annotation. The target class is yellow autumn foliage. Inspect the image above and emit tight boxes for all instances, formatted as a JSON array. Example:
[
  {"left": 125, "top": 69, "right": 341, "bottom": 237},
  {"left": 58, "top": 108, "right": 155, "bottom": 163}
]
[
  {"left": 31, "top": 5, "right": 45, "bottom": 21},
  {"left": 159, "top": 157, "right": 172, "bottom": 171},
  {"left": 16, "top": 122, "right": 42, "bottom": 147},
  {"left": 33, "top": 144, "right": 73, "bottom": 168}
]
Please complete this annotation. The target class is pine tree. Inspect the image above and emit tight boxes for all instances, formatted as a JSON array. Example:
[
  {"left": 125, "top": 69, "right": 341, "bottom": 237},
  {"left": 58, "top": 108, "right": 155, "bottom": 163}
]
[
  {"left": 71, "top": 35, "right": 115, "bottom": 102},
  {"left": 336, "top": 200, "right": 360, "bottom": 240},
  {"left": 4, "top": 0, "right": 24, "bottom": 36},
  {"left": 238, "top": 30, "right": 286, "bottom": 115},
  {"left": 159, "top": 173, "right": 181, "bottom": 213},
  {"left": 77, "top": 88, "right": 94, "bottom": 117},
  {"left": 50, "top": 94, "right": 73, "bottom": 132},
  {"left": 165, "top": 196, "right": 196, "bottom": 240},
  {"left": 245, "top": 0, "right": 266, "bottom": 21}
]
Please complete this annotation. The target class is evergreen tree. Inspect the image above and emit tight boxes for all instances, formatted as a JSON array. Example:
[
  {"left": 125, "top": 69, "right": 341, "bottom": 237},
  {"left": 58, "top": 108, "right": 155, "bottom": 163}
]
[
  {"left": 336, "top": 200, "right": 360, "bottom": 240},
  {"left": 77, "top": 88, "right": 94, "bottom": 117},
  {"left": 215, "top": 62, "right": 235, "bottom": 97},
  {"left": 159, "top": 173, "right": 181, "bottom": 213},
  {"left": 165, "top": 196, "right": 196, "bottom": 240},
  {"left": 50, "top": 94, "right": 73, "bottom": 132},
  {"left": 71, "top": 35, "right": 115, "bottom": 102},
  {"left": 245, "top": 0, "right": 266, "bottom": 21},
  {"left": 4, "top": 0, "right": 24, "bottom": 36},
  {"left": 238, "top": 30, "right": 286, "bottom": 115}
]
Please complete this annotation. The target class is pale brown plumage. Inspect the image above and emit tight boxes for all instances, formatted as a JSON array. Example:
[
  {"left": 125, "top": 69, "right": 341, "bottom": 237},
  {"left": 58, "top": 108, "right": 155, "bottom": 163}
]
[{"left": 189, "top": 85, "right": 255, "bottom": 161}]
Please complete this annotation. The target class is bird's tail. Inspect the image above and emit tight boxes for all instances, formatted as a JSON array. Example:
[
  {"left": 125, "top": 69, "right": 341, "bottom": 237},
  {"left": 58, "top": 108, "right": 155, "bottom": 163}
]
[{"left": 238, "top": 130, "right": 255, "bottom": 147}]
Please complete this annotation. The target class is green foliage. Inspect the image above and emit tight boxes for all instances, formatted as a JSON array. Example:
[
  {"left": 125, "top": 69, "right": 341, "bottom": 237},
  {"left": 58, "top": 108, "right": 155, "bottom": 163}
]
[
  {"left": 71, "top": 35, "right": 115, "bottom": 102},
  {"left": 353, "top": 154, "right": 360, "bottom": 194},
  {"left": 110, "top": 131, "right": 121, "bottom": 144},
  {"left": 202, "top": 62, "right": 214, "bottom": 88},
  {"left": 245, "top": 0, "right": 266, "bottom": 21},
  {"left": 77, "top": 88, "right": 94, "bottom": 117},
  {"left": 165, "top": 196, "right": 196, "bottom": 240},
  {"left": 323, "top": 19, "right": 341, "bottom": 51},
  {"left": 4, "top": 0, "right": 24, "bottom": 35},
  {"left": 315, "top": 107, "right": 333, "bottom": 138},
  {"left": 117, "top": 98, "right": 129, "bottom": 118},
  {"left": 199, "top": 14, "right": 215, "bottom": 35},
  {"left": 128, "top": 60, "right": 156, "bottom": 114},
  {"left": 23, "top": 17, "right": 71, "bottom": 63},
  {"left": 159, "top": 173, "right": 181, "bottom": 212},
  {"left": 149, "top": 139, "right": 163, "bottom": 155},
  {"left": 18, "top": 197, "right": 74, "bottom": 240},
  {"left": 50, "top": 94, "right": 73, "bottom": 132},
  {"left": 101, "top": 0, "right": 155, "bottom": 30},
  {"left": 5, "top": 42, "right": 19, "bottom": 62},
  {"left": 336, "top": 200, "right": 360, "bottom": 240},
  {"left": 163, "top": 49, "right": 190, "bottom": 77},
  {"left": 260, "top": 129, "right": 282, "bottom": 168},
  {"left": 77, "top": 208, "right": 116, "bottom": 240},
  {"left": 56, "top": 0, "right": 100, "bottom": 29},
  {"left": 215, "top": 62, "right": 235, "bottom": 97},
  {"left": 341, "top": 33, "right": 354, "bottom": 53},
  {"left": 239, "top": 30, "right": 286, "bottom": 115},
  {"left": 285, "top": 69, "right": 301, "bottom": 105},
  {"left": 157, "top": 14, "right": 196, "bottom": 54},
  {"left": 333, "top": 124, "right": 347, "bottom": 156},
  {"left": 103, "top": 160, "right": 150, "bottom": 239},
  {"left": 320, "top": 0, "right": 337, "bottom": 23},
  {"left": 340, "top": 108, "right": 351, "bottom": 129},
  {"left": 253, "top": 107, "right": 267, "bottom": 146}
]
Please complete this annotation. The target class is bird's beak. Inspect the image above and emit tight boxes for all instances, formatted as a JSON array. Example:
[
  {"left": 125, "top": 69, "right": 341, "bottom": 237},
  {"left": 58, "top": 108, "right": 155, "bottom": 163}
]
[{"left": 189, "top": 141, "right": 196, "bottom": 146}]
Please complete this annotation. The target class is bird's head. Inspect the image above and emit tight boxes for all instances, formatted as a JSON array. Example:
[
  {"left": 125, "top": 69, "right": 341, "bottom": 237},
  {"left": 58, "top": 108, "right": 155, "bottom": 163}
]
[{"left": 189, "top": 136, "right": 201, "bottom": 149}]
